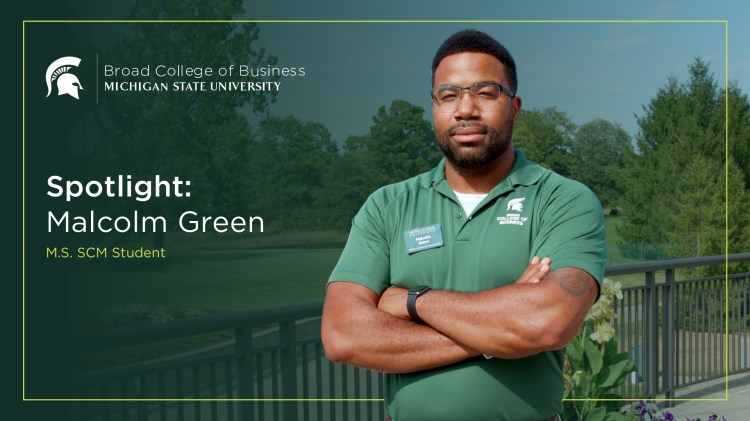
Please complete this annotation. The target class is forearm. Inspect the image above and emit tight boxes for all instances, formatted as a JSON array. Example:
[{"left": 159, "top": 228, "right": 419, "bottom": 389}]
[
  {"left": 418, "top": 284, "right": 558, "bottom": 358},
  {"left": 413, "top": 268, "right": 597, "bottom": 358},
  {"left": 322, "top": 282, "right": 480, "bottom": 373}
]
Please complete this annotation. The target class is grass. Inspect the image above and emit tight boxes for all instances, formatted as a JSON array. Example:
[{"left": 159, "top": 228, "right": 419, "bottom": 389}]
[
  {"left": 68, "top": 217, "right": 661, "bottom": 328},
  {"left": 69, "top": 245, "right": 343, "bottom": 328}
]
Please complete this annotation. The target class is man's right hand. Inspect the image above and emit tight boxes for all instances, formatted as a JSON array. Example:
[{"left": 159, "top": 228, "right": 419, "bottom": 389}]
[{"left": 515, "top": 256, "right": 551, "bottom": 284}]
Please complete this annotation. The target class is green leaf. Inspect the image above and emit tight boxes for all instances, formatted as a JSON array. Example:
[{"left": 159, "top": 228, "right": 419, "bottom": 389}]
[
  {"left": 584, "top": 339, "right": 603, "bottom": 375},
  {"left": 604, "top": 411, "right": 628, "bottom": 421},
  {"left": 603, "top": 337, "right": 620, "bottom": 362},
  {"left": 566, "top": 337, "right": 584, "bottom": 363},
  {"left": 608, "top": 351, "right": 636, "bottom": 367},
  {"left": 584, "top": 406, "right": 606, "bottom": 421},
  {"left": 597, "top": 358, "right": 634, "bottom": 389}
]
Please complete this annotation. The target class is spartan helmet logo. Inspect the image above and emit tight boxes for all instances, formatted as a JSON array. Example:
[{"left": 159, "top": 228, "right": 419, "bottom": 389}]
[
  {"left": 507, "top": 197, "right": 526, "bottom": 212},
  {"left": 45, "top": 56, "right": 83, "bottom": 99}
]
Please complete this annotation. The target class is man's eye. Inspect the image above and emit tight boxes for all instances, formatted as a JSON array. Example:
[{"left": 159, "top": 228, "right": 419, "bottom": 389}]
[
  {"left": 438, "top": 92, "right": 459, "bottom": 101},
  {"left": 475, "top": 89, "right": 499, "bottom": 99}
]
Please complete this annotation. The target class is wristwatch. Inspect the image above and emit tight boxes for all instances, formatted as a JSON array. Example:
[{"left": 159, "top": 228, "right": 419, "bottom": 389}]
[{"left": 407, "top": 285, "right": 432, "bottom": 325}]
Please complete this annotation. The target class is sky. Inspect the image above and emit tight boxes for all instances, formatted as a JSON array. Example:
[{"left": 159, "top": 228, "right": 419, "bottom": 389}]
[
  {"left": 40, "top": 0, "right": 750, "bottom": 144},
  {"left": 237, "top": 0, "right": 747, "bottom": 143}
]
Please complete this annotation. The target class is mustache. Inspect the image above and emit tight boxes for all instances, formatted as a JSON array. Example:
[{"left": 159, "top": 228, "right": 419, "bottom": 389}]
[{"left": 448, "top": 122, "right": 489, "bottom": 135}]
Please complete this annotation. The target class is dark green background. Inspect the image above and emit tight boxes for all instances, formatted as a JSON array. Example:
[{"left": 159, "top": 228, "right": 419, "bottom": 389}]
[{"left": 14, "top": 1, "right": 746, "bottom": 419}]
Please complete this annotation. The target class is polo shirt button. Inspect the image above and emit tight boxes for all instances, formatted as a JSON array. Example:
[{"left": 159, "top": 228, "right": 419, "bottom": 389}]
[{"left": 457, "top": 212, "right": 463, "bottom": 218}]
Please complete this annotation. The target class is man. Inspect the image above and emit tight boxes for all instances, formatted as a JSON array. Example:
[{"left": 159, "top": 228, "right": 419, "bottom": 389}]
[{"left": 322, "top": 29, "right": 605, "bottom": 420}]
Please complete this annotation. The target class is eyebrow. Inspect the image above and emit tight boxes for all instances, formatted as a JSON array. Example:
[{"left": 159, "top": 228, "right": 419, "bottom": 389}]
[{"left": 434, "top": 80, "right": 501, "bottom": 89}]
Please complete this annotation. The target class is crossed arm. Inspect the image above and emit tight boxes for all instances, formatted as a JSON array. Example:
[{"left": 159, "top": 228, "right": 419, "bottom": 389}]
[{"left": 321, "top": 257, "right": 599, "bottom": 373}]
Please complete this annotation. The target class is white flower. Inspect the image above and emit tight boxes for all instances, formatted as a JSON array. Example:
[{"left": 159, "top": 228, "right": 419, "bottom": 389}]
[
  {"left": 602, "top": 278, "right": 624, "bottom": 300},
  {"left": 589, "top": 322, "right": 615, "bottom": 344}
]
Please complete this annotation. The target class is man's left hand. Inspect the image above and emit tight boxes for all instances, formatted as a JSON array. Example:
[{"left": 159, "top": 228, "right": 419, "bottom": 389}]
[{"left": 377, "top": 256, "right": 551, "bottom": 322}]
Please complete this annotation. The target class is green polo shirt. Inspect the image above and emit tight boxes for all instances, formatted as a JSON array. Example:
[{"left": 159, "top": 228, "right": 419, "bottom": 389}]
[{"left": 328, "top": 150, "right": 606, "bottom": 420}]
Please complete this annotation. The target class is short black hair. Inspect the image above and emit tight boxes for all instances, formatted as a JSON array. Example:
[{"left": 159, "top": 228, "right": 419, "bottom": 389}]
[{"left": 432, "top": 29, "right": 517, "bottom": 94}]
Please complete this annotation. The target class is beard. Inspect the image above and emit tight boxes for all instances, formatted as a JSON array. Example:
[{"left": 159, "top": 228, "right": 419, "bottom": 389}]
[{"left": 435, "top": 116, "right": 513, "bottom": 170}]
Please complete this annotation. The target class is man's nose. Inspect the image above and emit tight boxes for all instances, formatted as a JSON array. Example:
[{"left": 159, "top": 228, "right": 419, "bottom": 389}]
[{"left": 454, "top": 91, "right": 479, "bottom": 118}]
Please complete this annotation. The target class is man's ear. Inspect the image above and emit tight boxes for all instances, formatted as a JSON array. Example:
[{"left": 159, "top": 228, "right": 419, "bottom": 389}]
[{"left": 511, "top": 96, "right": 522, "bottom": 124}]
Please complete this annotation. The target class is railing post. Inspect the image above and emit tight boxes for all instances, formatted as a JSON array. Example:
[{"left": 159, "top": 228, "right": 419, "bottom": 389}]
[
  {"left": 645, "top": 270, "right": 658, "bottom": 397},
  {"left": 662, "top": 269, "right": 675, "bottom": 402},
  {"left": 280, "top": 320, "right": 299, "bottom": 420},
  {"left": 236, "top": 327, "right": 254, "bottom": 421}
]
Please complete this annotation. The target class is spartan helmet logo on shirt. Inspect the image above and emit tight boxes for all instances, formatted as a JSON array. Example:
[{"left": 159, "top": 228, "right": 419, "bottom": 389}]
[
  {"left": 507, "top": 197, "right": 525, "bottom": 212},
  {"left": 45, "top": 56, "right": 83, "bottom": 99}
]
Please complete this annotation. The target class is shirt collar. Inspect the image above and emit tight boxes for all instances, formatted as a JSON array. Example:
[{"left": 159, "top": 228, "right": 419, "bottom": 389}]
[{"left": 420, "top": 149, "right": 544, "bottom": 191}]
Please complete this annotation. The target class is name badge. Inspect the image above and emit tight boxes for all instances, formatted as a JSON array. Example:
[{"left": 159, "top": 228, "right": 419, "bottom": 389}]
[{"left": 404, "top": 224, "right": 444, "bottom": 254}]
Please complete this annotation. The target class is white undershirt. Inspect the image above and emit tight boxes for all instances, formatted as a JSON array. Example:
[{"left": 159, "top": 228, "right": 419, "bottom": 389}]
[{"left": 453, "top": 191, "right": 488, "bottom": 216}]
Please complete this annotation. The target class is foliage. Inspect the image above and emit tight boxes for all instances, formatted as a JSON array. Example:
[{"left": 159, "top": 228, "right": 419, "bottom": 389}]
[
  {"left": 563, "top": 279, "right": 635, "bottom": 421},
  {"left": 513, "top": 107, "right": 576, "bottom": 176},
  {"left": 320, "top": 100, "right": 440, "bottom": 228},
  {"left": 248, "top": 115, "right": 339, "bottom": 228},
  {"left": 725, "top": 83, "right": 750, "bottom": 188},
  {"left": 663, "top": 154, "right": 724, "bottom": 259},
  {"left": 619, "top": 58, "right": 750, "bottom": 260},
  {"left": 92, "top": 0, "right": 277, "bottom": 246},
  {"left": 345, "top": 99, "right": 440, "bottom": 186},
  {"left": 571, "top": 119, "right": 633, "bottom": 209},
  {"left": 665, "top": 152, "right": 750, "bottom": 270}
]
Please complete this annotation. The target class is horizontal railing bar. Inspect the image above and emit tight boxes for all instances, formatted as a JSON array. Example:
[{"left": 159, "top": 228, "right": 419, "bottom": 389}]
[
  {"left": 604, "top": 253, "right": 750, "bottom": 276},
  {"left": 72, "top": 350, "right": 244, "bottom": 384},
  {"left": 71, "top": 254, "right": 750, "bottom": 352},
  {"left": 71, "top": 301, "right": 323, "bottom": 351}
]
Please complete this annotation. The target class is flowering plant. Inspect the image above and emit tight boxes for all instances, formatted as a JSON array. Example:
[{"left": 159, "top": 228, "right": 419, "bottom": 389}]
[
  {"left": 619, "top": 401, "right": 727, "bottom": 421},
  {"left": 562, "top": 278, "right": 636, "bottom": 420}
]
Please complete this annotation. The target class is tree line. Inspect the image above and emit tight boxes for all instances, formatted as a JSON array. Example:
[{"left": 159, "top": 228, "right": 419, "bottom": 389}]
[
  {"left": 78, "top": 0, "right": 749, "bottom": 261},
  {"left": 242, "top": 58, "right": 750, "bottom": 262}
]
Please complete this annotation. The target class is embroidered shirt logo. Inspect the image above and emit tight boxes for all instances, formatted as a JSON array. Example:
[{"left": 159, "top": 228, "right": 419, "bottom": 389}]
[
  {"left": 507, "top": 197, "right": 525, "bottom": 212},
  {"left": 498, "top": 197, "right": 528, "bottom": 226}
]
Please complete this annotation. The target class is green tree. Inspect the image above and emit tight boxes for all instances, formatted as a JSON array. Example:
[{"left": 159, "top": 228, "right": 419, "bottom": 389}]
[
  {"left": 571, "top": 119, "right": 632, "bottom": 209},
  {"left": 724, "top": 83, "right": 750, "bottom": 188},
  {"left": 636, "top": 59, "right": 723, "bottom": 159},
  {"left": 513, "top": 107, "right": 576, "bottom": 176},
  {"left": 667, "top": 154, "right": 750, "bottom": 276},
  {"left": 96, "top": 0, "right": 277, "bottom": 245},
  {"left": 248, "top": 115, "right": 338, "bottom": 228},
  {"left": 619, "top": 58, "right": 750, "bottom": 260},
  {"left": 319, "top": 148, "right": 382, "bottom": 230},
  {"left": 665, "top": 154, "right": 725, "bottom": 259},
  {"left": 322, "top": 100, "right": 439, "bottom": 229},
  {"left": 724, "top": 156, "right": 750, "bottom": 256},
  {"left": 346, "top": 100, "right": 439, "bottom": 186}
]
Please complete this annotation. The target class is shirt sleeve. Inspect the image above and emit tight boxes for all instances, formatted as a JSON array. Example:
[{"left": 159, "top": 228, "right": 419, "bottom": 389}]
[
  {"left": 327, "top": 190, "right": 392, "bottom": 295},
  {"left": 531, "top": 176, "right": 607, "bottom": 285}
]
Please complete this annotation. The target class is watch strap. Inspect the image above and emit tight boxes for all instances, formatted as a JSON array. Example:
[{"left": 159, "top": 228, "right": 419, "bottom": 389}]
[{"left": 407, "top": 285, "right": 431, "bottom": 325}]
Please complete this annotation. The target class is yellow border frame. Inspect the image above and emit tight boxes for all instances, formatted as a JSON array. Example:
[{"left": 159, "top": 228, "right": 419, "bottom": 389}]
[{"left": 22, "top": 19, "right": 731, "bottom": 405}]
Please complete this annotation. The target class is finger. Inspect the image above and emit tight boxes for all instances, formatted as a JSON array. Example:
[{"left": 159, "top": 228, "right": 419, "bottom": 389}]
[
  {"left": 517, "top": 257, "right": 552, "bottom": 284},
  {"left": 516, "top": 257, "right": 543, "bottom": 284}
]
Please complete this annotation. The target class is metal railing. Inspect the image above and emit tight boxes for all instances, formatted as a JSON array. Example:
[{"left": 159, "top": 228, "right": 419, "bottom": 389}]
[
  {"left": 605, "top": 254, "right": 750, "bottom": 401},
  {"left": 68, "top": 253, "right": 750, "bottom": 420}
]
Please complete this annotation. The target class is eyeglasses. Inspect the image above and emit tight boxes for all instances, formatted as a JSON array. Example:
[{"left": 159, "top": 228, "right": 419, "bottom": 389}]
[{"left": 431, "top": 82, "right": 515, "bottom": 113}]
